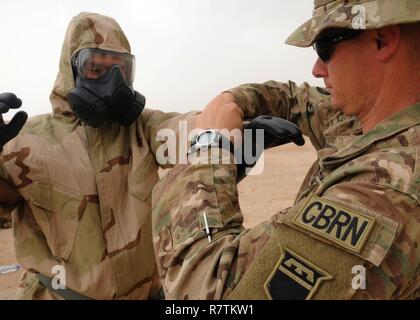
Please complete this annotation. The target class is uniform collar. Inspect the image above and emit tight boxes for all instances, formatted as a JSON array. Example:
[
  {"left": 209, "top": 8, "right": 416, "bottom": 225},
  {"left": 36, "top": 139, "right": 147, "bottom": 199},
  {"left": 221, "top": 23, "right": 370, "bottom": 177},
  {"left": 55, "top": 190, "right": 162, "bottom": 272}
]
[{"left": 321, "top": 102, "right": 420, "bottom": 166}]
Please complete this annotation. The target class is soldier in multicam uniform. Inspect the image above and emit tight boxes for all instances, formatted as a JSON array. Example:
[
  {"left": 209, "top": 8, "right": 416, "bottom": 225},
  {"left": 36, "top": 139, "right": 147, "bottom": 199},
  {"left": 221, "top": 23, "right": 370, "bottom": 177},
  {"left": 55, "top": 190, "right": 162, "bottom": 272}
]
[{"left": 152, "top": 0, "right": 420, "bottom": 299}]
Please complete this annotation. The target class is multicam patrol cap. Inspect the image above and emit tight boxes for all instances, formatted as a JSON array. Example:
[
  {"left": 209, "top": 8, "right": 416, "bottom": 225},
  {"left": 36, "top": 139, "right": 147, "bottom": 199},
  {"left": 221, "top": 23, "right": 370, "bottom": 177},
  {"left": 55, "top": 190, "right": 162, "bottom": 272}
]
[{"left": 286, "top": 0, "right": 420, "bottom": 47}]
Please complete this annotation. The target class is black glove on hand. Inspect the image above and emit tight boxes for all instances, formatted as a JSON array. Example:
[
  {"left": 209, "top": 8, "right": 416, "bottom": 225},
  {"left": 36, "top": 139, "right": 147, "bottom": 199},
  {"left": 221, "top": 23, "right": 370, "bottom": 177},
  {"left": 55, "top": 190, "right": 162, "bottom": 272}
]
[
  {"left": 0, "top": 93, "right": 28, "bottom": 150},
  {"left": 237, "top": 115, "right": 305, "bottom": 183}
]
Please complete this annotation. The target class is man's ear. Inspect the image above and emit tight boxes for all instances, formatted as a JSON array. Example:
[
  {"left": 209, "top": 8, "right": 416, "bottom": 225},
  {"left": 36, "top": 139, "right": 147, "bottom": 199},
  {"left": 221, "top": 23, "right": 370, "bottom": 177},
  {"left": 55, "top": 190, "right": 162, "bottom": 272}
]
[{"left": 374, "top": 26, "right": 401, "bottom": 62}]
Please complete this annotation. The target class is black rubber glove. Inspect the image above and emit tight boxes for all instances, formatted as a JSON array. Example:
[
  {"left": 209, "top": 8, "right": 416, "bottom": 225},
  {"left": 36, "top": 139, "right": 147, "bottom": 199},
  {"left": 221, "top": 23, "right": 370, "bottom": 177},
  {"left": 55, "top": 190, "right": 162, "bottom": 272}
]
[
  {"left": 237, "top": 115, "right": 305, "bottom": 183},
  {"left": 0, "top": 93, "right": 28, "bottom": 151}
]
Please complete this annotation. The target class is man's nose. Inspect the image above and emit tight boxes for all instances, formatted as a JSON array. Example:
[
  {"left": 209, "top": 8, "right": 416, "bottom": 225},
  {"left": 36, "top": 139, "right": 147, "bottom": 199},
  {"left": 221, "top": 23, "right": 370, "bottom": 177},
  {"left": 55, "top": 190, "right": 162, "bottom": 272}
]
[{"left": 312, "top": 58, "right": 328, "bottom": 79}]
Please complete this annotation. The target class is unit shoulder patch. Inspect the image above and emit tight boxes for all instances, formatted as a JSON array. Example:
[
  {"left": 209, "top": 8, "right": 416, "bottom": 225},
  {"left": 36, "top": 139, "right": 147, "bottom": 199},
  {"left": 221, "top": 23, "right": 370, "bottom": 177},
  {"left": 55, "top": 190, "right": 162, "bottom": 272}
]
[
  {"left": 292, "top": 195, "right": 375, "bottom": 253},
  {"left": 264, "top": 247, "right": 333, "bottom": 300}
]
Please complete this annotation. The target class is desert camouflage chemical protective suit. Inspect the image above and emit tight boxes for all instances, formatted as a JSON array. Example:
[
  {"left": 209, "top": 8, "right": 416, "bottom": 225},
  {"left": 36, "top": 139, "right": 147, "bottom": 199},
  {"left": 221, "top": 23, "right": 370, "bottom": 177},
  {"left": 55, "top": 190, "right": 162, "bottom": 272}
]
[
  {"left": 152, "top": 0, "right": 420, "bottom": 300},
  {"left": 0, "top": 12, "right": 203, "bottom": 300}
]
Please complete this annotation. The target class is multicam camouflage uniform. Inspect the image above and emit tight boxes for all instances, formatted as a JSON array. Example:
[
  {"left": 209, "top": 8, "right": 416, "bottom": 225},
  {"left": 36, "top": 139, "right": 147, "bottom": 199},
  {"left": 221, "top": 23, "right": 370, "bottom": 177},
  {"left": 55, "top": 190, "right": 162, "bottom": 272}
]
[
  {"left": 0, "top": 12, "right": 201, "bottom": 300},
  {"left": 152, "top": 0, "right": 420, "bottom": 300}
]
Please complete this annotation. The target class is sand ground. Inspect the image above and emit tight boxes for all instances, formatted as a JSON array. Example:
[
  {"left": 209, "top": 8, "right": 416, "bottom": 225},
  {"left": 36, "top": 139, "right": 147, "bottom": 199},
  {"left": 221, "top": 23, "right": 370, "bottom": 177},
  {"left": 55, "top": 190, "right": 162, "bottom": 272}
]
[{"left": 0, "top": 140, "right": 317, "bottom": 299}]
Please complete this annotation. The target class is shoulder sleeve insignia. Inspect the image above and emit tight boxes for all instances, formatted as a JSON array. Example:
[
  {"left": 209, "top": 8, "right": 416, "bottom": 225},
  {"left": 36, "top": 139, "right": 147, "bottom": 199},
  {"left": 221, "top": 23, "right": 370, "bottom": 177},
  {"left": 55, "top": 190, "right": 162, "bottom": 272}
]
[
  {"left": 292, "top": 195, "right": 375, "bottom": 253},
  {"left": 264, "top": 247, "right": 332, "bottom": 300}
]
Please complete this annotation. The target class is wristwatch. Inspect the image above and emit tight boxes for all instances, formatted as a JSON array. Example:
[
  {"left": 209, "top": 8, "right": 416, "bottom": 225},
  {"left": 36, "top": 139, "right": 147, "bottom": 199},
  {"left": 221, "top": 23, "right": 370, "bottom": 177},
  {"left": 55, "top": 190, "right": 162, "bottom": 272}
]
[{"left": 188, "top": 129, "right": 235, "bottom": 156}]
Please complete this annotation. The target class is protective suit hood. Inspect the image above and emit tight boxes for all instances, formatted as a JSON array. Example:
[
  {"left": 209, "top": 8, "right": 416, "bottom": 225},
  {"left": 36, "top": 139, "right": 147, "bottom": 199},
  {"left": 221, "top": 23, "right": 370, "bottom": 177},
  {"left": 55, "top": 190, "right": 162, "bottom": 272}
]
[{"left": 49, "top": 12, "right": 131, "bottom": 117}]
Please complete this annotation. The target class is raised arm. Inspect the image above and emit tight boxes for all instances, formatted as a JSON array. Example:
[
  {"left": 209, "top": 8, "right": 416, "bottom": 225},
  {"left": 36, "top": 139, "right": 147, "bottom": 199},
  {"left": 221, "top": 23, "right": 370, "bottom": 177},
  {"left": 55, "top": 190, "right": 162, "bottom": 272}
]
[{"left": 224, "top": 81, "right": 360, "bottom": 150}]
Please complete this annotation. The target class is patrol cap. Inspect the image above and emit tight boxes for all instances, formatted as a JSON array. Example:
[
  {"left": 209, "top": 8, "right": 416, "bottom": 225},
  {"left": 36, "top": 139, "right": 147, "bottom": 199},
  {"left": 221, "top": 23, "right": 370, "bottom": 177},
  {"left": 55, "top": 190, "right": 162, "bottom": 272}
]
[{"left": 286, "top": 0, "right": 420, "bottom": 47}]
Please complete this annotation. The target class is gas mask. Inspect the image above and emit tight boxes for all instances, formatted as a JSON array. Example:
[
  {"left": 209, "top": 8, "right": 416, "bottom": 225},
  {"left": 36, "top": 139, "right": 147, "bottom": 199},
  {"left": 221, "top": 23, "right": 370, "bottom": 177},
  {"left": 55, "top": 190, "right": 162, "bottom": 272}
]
[{"left": 67, "top": 48, "right": 146, "bottom": 127}]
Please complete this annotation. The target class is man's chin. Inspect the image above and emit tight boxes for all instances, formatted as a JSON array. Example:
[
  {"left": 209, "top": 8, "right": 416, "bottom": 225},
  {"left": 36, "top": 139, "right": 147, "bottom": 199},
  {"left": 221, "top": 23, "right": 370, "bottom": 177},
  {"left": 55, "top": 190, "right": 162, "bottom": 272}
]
[
  {"left": 331, "top": 97, "right": 346, "bottom": 113},
  {"left": 332, "top": 101, "right": 357, "bottom": 117},
  {"left": 327, "top": 92, "right": 355, "bottom": 116}
]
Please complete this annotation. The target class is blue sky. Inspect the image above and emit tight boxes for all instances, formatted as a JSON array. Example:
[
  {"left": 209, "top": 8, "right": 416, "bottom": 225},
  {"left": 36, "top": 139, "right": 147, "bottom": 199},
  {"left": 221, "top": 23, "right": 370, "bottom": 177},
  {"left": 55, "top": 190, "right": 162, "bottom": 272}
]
[{"left": 0, "top": 0, "right": 322, "bottom": 118}]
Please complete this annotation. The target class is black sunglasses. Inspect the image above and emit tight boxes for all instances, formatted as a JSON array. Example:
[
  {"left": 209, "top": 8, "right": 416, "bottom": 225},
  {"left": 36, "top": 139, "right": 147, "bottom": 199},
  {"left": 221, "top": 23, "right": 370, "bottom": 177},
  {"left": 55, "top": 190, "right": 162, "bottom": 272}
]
[{"left": 313, "top": 29, "right": 364, "bottom": 63}]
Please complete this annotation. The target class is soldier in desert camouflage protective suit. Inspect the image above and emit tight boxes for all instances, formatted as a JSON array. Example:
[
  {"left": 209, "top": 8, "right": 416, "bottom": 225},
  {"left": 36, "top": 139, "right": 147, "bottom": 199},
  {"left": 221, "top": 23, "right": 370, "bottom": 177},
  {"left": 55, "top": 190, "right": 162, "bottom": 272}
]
[
  {"left": 0, "top": 12, "right": 202, "bottom": 300},
  {"left": 152, "top": 0, "right": 420, "bottom": 300}
]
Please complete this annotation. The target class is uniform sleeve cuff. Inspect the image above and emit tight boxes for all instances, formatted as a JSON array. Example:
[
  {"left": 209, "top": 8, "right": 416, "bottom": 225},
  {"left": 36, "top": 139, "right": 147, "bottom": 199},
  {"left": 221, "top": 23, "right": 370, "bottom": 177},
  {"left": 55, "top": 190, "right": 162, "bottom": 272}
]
[
  {"left": 223, "top": 88, "right": 254, "bottom": 118},
  {"left": 187, "top": 147, "right": 237, "bottom": 167}
]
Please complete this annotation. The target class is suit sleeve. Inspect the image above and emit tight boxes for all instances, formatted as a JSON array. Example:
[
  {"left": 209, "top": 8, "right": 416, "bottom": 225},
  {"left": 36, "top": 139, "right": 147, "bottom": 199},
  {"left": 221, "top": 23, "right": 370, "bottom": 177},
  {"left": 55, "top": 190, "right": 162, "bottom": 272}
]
[
  {"left": 0, "top": 146, "right": 22, "bottom": 227},
  {"left": 227, "top": 81, "right": 360, "bottom": 150},
  {"left": 139, "top": 109, "right": 198, "bottom": 169}
]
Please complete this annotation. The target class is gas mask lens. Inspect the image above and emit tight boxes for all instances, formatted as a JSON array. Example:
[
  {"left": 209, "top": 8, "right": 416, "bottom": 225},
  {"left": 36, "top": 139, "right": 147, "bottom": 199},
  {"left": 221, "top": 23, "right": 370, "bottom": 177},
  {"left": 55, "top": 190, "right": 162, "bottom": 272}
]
[{"left": 73, "top": 48, "right": 135, "bottom": 85}]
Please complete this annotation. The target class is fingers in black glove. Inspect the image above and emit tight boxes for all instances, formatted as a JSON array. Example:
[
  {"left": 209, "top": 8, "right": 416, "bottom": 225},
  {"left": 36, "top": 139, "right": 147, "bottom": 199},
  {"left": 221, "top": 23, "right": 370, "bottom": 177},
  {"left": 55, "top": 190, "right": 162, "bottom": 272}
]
[
  {"left": 4, "top": 111, "right": 28, "bottom": 139},
  {"left": 0, "top": 93, "right": 22, "bottom": 109},
  {"left": 0, "top": 93, "right": 27, "bottom": 149},
  {"left": 0, "top": 103, "right": 10, "bottom": 114},
  {"left": 248, "top": 116, "right": 305, "bottom": 148},
  {"left": 237, "top": 116, "right": 305, "bottom": 183}
]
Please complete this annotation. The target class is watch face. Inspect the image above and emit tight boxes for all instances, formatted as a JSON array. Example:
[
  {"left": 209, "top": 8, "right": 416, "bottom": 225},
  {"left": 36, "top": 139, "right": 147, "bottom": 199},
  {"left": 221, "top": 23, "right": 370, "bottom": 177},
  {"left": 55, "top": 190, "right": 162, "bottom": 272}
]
[{"left": 197, "top": 131, "right": 217, "bottom": 147}]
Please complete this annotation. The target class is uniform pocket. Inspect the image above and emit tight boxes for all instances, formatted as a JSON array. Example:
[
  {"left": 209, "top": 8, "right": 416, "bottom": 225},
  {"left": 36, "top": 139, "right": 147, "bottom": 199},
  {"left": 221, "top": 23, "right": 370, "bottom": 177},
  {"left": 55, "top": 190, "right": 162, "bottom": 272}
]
[
  {"left": 29, "top": 180, "right": 86, "bottom": 261},
  {"left": 128, "top": 174, "right": 157, "bottom": 202}
]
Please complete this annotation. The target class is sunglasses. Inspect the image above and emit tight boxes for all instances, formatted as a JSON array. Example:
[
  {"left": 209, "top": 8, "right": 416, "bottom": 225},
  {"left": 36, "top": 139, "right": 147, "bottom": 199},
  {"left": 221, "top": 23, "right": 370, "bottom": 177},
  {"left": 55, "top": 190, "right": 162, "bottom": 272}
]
[{"left": 313, "top": 29, "right": 364, "bottom": 63}]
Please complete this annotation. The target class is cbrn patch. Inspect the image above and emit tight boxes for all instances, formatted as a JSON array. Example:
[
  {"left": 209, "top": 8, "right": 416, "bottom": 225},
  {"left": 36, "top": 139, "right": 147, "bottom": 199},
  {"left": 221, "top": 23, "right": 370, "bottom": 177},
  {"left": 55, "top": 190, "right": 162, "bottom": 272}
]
[
  {"left": 292, "top": 195, "right": 375, "bottom": 253},
  {"left": 264, "top": 247, "right": 332, "bottom": 300}
]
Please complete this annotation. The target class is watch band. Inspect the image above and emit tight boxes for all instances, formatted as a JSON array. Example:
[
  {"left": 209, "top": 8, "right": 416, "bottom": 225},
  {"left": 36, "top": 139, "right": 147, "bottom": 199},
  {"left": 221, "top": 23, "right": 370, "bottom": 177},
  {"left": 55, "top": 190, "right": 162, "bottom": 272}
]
[{"left": 188, "top": 130, "right": 235, "bottom": 156}]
